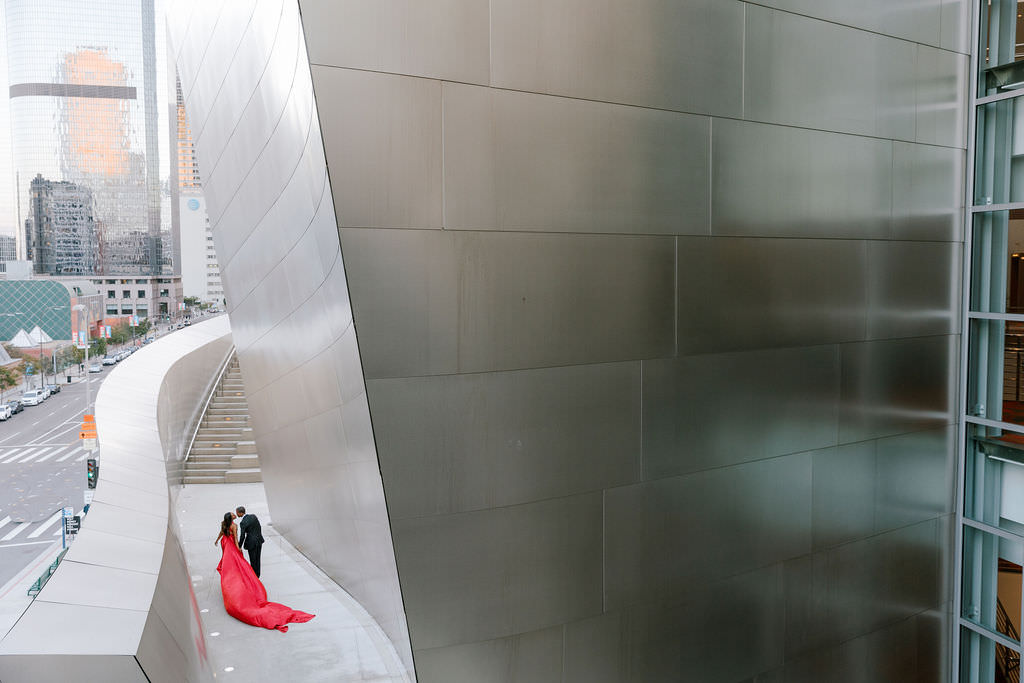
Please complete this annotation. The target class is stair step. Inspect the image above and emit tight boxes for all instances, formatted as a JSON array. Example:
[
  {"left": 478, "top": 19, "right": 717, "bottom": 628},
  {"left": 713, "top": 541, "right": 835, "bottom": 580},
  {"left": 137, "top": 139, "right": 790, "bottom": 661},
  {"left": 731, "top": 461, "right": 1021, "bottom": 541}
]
[
  {"left": 231, "top": 454, "right": 260, "bottom": 468},
  {"left": 187, "top": 454, "right": 233, "bottom": 464},
  {"left": 225, "top": 468, "right": 262, "bottom": 483},
  {"left": 184, "top": 475, "right": 226, "bottom": 484},
  {"left": 190, "top": 447, "right": 236, "bottom": 456},
  {"left": 185, "top": 462, "right": 231, "bottom": 471},
  {"left": 235, "top": 441, "right": 257, "bottom": 455}
]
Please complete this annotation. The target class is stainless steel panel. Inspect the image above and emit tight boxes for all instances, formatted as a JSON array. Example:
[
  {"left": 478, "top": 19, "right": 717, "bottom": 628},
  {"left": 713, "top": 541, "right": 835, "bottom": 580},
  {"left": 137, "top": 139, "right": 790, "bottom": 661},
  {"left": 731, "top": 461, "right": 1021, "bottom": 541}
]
[
  {"left": 784, "top": 553, "right": 833, "bottom": 660},
  {"left": 341, "top": 228, "right": 675, "bottom": 378},
  {"left": 866, "top": 241, "right": 960, "bottom": 339},
  {"left": 826, "top": 519, "right": 941, "bottom": 645},
  {"left": 874, "top": 427, "right": 955, "bottom": 533},
  {"left": 915, "top": 44, "right": 968, "bottom": 148},
  {"left": 745, "top": 6, "right": 916, "bottom": 140},
  {"left": 677, "top": 237, "right": 867, "bottom": 354},
  {"left": 0, "top": 655, "right": 148, "bottom": 683},
  {"left": 338, "top": 228, "right": 459, "bottom": 377},
  {"left": 443, "top": 83, "right": 711, "bottom": 234},
  {"left": 642, "top": 346, "right": 839, "bottom": 479},
  {"left": 941, "top": 0, "right": 971, "bottom": 53},
  {"left": 298, "top": 0, "right": 490, "bottom": 85},
  {"left": 311, "top": 65, "right": 443, "bottom": 229},
  {"left": 811, "top": 443, "right": 876, "bottom": 550},
  {"left": 367, "top": 362, "right": 640, "bottom": 519},
  {"left": 414, "top": 626, "right": 563, "bottom": 683},
  {"left": 563, "top": 614, "right": 625, "bottom": 683},
  {"left": 745, "top": 0, "right": 943, "bottom": 47},
  {"left": 136, "top": 611, "right": 191, "bottom": 683},
  {"left": 892, "top": 142, "right": 965, "bottom": 241},
  {"left": 392, "top": 493, "right": 603, "bottom": 649},
  {"left": 37, "top": 562, "right": 157, "bottom": 612},
  {"left": 604, "top": 454, "right": 811, "bottom": 610},
  {"left": 625, "top": 565, "right": 785, "bottom": 682},
  {"left": 838, "top": 335, "right": 957, "bottom": 444},
  {"left": 490, "top": 0, "right": 744, "bottom": 117},
  {"left": 712, "top": 119, "right": 893, "bottom": 239}
]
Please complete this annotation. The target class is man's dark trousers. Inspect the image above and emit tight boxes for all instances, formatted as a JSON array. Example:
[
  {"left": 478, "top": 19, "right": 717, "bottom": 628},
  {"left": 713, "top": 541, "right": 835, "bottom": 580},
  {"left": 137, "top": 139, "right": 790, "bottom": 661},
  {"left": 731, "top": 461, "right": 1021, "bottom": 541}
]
[
  {"left": 238, "top": 513, "right": 265, "bottom": 578},
  {"left": 247, "top": 544, "right": 262, "bottom": 578}
]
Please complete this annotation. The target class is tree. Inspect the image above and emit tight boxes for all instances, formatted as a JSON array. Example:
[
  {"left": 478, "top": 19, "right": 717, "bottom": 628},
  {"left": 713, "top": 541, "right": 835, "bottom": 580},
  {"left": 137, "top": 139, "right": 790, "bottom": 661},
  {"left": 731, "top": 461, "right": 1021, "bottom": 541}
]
[
  {"left": 0, "top": 366, "right": 19, "bottom": 402},
  {"left": 109, "top": 322, "right": 130, "bottom": 345},
  {"left": 183, "top": 296, "right": 201, "bottom": 308}
]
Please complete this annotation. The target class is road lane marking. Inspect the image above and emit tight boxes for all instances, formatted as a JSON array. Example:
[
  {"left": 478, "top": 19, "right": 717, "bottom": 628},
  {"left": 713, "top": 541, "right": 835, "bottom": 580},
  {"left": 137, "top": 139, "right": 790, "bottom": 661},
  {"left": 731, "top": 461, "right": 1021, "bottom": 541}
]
[
  {"left": 8, "top": 448, "right": 40, "bottom": 463},
  {"left": 31, "top": 421, "right": 40, "bottom": 426},
  {"left": 0, "top": 540, "right": 55, "bottom": 549},
  {"left": 56, "top": 446, "right": 83, "bottom": 462},
  {"left": 1, "top": 448, "right": 32, "bottom": 464},
  {"left": 19, "top": 447, "right": 52, "bottom": 463},
  {"left": 0, "top": 449, "right": 26, "bottom": 464},
  {"left": 0, "top": 517, "right": 11, "bottom": 530},
  {"left": 27, "top": 513, "right": 60, "bottom": 538},
  {"left": 34, "top": 445, "right": 71, "bottom": 463},
  {"left": 1, "top": 524, "right": 28, "bottom": 541}
]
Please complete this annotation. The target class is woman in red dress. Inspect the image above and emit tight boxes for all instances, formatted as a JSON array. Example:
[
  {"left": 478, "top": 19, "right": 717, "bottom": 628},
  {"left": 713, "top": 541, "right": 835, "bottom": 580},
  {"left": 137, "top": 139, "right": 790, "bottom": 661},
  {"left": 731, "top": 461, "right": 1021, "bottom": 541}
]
[{"left": 215, "top": 512, "right": 315, "bottom": 632}]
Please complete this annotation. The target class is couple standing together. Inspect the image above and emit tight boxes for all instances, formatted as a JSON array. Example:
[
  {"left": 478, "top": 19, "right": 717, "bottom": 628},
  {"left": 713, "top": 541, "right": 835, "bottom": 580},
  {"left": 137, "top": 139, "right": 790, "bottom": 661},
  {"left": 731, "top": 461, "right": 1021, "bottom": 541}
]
[{"left": 215, "top": 506, "right": 314, "bottom": 632}]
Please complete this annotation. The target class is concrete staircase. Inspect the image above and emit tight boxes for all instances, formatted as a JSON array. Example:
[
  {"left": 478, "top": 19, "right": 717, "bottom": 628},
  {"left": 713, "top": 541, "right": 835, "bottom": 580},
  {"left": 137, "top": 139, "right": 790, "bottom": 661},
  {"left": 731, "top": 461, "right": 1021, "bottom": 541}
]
[{"left": 183, "top": 356, "right": 263, "bottom": 484}]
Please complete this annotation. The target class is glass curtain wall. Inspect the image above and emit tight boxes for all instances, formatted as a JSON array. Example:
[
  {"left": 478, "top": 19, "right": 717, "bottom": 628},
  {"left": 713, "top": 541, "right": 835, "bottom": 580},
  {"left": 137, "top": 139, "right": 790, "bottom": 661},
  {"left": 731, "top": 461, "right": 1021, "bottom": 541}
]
[{"left": 961, "top": 2, "right": 1024, "bottom": 680}]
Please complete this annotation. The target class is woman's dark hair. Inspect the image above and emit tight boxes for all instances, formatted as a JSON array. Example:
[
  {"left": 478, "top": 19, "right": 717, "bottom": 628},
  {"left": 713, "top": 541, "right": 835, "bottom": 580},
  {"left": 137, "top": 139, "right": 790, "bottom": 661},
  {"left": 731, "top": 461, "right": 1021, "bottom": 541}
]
[{"left": 221, "top": 512, "right": 233, "bottom": 537}]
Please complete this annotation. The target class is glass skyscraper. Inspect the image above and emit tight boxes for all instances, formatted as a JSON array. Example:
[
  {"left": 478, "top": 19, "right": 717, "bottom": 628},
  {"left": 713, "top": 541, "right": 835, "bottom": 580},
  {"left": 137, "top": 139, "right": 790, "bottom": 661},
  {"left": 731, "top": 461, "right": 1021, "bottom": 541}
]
[{"left": 4, "top": 0, "right": 170, "bottom": 276}]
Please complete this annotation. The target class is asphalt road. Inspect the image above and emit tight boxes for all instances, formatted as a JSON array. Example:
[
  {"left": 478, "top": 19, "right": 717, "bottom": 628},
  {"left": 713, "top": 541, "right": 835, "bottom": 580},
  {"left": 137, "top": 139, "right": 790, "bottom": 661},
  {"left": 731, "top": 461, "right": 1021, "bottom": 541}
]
[{"left": 0, "top": 368, "right": 107, "bottom": 589}]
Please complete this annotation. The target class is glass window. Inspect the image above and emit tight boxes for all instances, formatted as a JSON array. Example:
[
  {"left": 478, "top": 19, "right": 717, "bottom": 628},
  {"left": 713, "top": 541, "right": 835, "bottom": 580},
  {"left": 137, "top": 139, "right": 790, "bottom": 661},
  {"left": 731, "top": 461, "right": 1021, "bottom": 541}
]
[
  {"left": 963, "top": 526, "right": 1024, "bottom": 643},
  {"left": 965, "top": 318, "right": 1024, "bottom": 426},
  {"left": 105, "top": 306, "right": 118, "bottom": 315},
  {"left": 106, "top": 290, "right": 114, "bottom": 299},
  {"left": 159, "top": 288, "right": 168, "bottom": 297},
  {"left": 961, "top": 626, "right": 1018, "bottom": 683},
  {"left": 973, "top": 94, "right": 1024, "bottom": 206},
  {"left": 978, "top": 0, "right": 1024, "bottom": 98},
  {"left": 121, "top": 290, "right": 129, "bottom": 299},
  {"left": 137, "top": 290, "right": 145, "bottom": 298}
]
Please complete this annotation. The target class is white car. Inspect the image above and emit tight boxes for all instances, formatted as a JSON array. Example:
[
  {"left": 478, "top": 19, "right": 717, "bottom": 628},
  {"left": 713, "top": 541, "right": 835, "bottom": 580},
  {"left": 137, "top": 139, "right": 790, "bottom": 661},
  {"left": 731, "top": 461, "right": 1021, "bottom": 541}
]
[
  {"left": 89, "top": 362, "right": 103, "bottom": 373},
  {"left": 102, "top": 356, "right": 117, "bottom": 366},
  {"left": 0, "top": 404, "right": 11, "bottom": 421},
  {"left": 20, "top": 390, "right": 44, "bottom": 406},
  {"left": 39, "top": 387, "right": 51, "bottom": 400}
]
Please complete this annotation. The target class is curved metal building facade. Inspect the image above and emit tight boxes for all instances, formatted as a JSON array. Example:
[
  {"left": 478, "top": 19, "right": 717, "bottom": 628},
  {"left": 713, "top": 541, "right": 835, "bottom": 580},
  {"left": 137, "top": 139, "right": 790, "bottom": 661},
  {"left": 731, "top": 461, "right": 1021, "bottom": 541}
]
[{"left": 168, "top": 1, "right": 970, "bottom": 679}]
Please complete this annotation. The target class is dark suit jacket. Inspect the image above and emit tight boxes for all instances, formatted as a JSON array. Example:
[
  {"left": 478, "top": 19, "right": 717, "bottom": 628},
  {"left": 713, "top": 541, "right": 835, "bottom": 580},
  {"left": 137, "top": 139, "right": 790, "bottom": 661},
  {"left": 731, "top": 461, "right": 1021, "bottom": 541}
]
[{"left": 238, "top": 514, "right": 264, "bottom": 550}]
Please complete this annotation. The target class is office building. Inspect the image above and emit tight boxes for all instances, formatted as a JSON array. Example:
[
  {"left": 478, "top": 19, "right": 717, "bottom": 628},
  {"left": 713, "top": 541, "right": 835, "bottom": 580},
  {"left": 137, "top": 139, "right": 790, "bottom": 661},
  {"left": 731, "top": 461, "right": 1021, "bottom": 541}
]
[
  {"left": 4, "top": 0, "right": 174, "bottom": 283},
  {"left": 28, "top": 174, "right": 99, "bottom": 276}
]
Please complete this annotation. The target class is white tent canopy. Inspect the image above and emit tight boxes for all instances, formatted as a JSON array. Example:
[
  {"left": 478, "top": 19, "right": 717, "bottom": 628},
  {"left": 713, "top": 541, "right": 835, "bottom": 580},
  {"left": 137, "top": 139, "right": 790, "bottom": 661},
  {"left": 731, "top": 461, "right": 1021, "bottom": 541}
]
[
  {"left": 8, "top": 329, "right": 33, "bottom": 348},
  {"left": 27, "top": 326, "right": 52, "bottom": 345},
  {"left": 0, "top": 345, "right": 14, "bottom": 366}
]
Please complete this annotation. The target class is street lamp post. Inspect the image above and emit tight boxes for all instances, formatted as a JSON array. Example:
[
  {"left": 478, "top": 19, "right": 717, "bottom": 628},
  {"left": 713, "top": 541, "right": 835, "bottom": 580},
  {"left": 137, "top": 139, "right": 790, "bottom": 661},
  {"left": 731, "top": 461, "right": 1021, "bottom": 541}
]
[{"left": 72, "top": 304, "right": 91, "bottom": 414}]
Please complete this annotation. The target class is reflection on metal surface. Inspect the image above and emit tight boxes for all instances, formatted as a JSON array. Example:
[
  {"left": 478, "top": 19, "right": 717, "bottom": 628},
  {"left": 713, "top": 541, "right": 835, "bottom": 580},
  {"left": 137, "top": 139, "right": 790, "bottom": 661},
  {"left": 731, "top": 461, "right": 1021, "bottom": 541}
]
[{"left": 172, "top": 0, "right": 967, "bottom": 680}]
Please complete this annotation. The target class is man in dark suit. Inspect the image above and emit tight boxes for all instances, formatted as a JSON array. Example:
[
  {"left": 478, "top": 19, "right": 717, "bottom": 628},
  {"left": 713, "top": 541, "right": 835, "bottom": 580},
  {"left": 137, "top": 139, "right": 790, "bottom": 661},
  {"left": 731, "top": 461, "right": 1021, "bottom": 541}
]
[{"left": 235, "top": 506, "right": 265, "bottom": 577}]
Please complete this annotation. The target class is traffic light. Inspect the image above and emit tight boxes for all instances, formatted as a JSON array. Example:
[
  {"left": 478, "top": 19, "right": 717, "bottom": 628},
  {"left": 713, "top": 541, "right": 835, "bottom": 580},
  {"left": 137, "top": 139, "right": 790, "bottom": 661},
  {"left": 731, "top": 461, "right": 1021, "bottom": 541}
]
[{"left": 87, "top": 458, "right": 98, "bottom": 489}]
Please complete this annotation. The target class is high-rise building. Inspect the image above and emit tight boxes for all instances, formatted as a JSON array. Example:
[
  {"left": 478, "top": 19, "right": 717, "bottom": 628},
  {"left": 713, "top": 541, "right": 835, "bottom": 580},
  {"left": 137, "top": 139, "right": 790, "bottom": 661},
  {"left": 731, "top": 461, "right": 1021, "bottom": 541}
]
[
  {"left": 0, "top": 235, "right": 15, "bottom": 262},
  {"left": 4, "top": 0, "right": 171, "bottom": 279},
  {"left": 28, "top": 174, "right": 99, "bottom": 275},
  {"left": 172, "top": 74, "right": 220, "bottom": 304}
]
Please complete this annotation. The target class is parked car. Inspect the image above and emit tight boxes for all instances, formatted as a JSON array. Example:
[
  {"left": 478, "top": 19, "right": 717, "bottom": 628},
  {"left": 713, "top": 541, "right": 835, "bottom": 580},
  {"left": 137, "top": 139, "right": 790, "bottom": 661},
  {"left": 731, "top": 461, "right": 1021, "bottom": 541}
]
[
  {"left": 0, "top": 404, "right": 11, "bottom": 421},
  {"left": 6, "top": 401, "right": 23, "bottom": 415},
  {"left": 20, "top": 390, "right": 44, "bottom": 406},
  {"left": 89, "top": 362, "right": 103, "bottom": 373},
  {"left": 102, "top": 355, "right": 117, "bottom": 365},
  {"left": 45, "top": 383, "right": 60, "bottom": 394},
  {"left": 39, "top": 387, "right": 50, "bottom": 400}
]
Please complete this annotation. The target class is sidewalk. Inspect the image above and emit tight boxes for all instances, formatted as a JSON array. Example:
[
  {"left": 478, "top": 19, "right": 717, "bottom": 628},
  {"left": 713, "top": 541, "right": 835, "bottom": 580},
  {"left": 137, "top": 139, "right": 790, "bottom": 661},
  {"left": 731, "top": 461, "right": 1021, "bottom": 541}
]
[{"left": 176, "top": 482, "right": 410, "bottom": 682}]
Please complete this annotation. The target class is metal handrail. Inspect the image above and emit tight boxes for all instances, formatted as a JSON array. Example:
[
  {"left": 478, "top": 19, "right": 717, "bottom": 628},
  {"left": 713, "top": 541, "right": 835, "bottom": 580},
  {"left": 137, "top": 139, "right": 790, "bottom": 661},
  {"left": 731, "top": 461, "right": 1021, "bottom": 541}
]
[
  {"left": 183, "top": 345, "right": 236, "bottom": 464},
  {"left": 996, "top": 597, "right": 1021, "bottom": 683}
]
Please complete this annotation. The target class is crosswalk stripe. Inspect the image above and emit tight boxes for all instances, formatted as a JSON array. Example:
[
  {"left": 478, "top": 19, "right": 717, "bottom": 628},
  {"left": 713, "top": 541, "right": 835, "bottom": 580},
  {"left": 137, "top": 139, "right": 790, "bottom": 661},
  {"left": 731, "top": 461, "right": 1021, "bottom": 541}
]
[
  {"left": 0, "top": 516, "right": 11, "bottom": 530},
  {"left": 19, "top": 446, "right": 55, "bottom": 463},
  {"left": 28, "top": 513, "right": 61, "bottom": 538},
  {"left": 75, "top": 452, "right": 87, "bottom": 462},
  {"left": 1, "top": 523, "right": 28, "bottom": 541},
  {"left": 7, "top": 448, "right": 40, "bottom": 464},
  {"left": 56, "top": 447, "right": 83, "bottom": 463},
  {"left": 34, "top": 445, "right": 71, "bottom": 463},
  {"left": 0, "top": 448, "right": 26, "bottom": 464}
]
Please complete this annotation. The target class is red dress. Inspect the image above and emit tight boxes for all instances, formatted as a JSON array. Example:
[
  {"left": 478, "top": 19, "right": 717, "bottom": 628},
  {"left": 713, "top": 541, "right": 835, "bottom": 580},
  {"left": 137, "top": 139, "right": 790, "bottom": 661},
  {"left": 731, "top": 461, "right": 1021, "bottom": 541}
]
[{"left": 216, "top": 535, "right": 315, "bottom": 632}]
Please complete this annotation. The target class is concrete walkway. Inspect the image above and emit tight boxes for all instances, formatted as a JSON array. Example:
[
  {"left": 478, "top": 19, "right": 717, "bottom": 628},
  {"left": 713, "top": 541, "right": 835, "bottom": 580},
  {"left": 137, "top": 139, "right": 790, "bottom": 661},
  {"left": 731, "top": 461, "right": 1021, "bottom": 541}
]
[{"left": 176, "top": 482, "right": 410, "bottom": 682}]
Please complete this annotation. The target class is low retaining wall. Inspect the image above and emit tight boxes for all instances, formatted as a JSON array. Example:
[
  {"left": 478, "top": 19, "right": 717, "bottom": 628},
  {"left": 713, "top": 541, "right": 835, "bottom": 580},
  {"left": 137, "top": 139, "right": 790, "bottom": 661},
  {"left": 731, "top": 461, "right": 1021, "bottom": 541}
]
[{"left": 0, "top": 316, "right": 231, "bottom": 682}]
